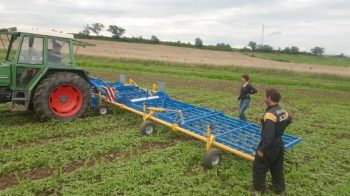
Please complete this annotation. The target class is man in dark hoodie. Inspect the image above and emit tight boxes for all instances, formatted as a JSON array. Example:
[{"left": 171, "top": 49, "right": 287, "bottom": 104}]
[{"left": 252, "top": 89, "right": 293, "bottom": 195}]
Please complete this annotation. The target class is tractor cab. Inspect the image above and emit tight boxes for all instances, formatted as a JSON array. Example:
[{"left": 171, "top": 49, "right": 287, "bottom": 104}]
[{"left": 0, "top": 27, "right": 94, "bottom": 120}]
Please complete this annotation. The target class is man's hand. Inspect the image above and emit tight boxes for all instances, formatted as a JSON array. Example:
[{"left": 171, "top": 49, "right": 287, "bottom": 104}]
[{"left": 257, "top": 150, "right": 264, "bottom": 158}]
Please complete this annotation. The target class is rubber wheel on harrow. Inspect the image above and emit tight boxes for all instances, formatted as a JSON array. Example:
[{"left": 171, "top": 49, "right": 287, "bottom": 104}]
[
  {"left": 33, "top": 72, "right": 91, "bottom": 121},
  {"left": 203, "top": 148, "right": 221, "bottom": 169},
  {"left": 140, "top": 120, "right": 156, "bottom": 135},
  {"left": 96, "top": 105, "right": 109, "bottom": 115}
]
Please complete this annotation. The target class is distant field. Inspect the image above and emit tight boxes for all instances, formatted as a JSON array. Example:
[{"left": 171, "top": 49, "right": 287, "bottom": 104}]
[
  {"left": 243, "top": 52, "right": 350, "bottom": 67},
  {"left": 76, "top": 39, "right": 350, "bottom": 76},
  {"left": 1, "top": 55, "right": 349, "bottom": 195},
  {"left": 1, "top": 37, "right": 350, "bottom": 76}
]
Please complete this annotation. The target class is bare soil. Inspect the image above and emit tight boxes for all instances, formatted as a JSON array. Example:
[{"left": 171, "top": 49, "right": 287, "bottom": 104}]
[{"left": 78, "top": 39, "right": 350, "bottom": 77}]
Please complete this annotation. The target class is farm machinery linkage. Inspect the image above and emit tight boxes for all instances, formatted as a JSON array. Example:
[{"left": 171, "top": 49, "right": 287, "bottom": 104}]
[{"left": 0, "top": 28, "right": 301, "bottom": 168}]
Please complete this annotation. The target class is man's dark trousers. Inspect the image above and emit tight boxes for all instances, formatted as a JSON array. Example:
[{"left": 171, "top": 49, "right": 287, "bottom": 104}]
[{"left": 253, "top": 139, "right": 285, "bottom": 193}]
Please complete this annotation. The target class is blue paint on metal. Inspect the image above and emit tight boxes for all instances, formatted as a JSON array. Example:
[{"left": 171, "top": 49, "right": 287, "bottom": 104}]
[{"left": 88, "top": 77, "right": 302, "bottom": 156}]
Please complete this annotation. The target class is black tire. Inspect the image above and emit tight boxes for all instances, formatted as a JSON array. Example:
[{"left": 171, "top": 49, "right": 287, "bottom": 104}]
[
  {"left": 96, "top": 105, "right": 109, "bottom": 115},
  {"left": 0, "top": 88, "right": 11, "bottom": 103},
  {"left": 33, "top": 72, "right": 91, "bottom": 121},
  {"left": 0, "top": 95, "right": 11, "bottom": 103},
  {"left": 140, "top": 120, "right": 156, "bottom": 135},
  {"left": 203, "top": 148, "right": 221, "bottom": 169}
]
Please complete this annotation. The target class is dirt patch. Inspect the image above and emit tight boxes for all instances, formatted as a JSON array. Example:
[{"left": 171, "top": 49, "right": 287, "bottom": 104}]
[
  {"left": 303, "top": 155, "right": 312, "bottom": 163},
  {"left": 21, "top": 167, "right": 53, "bottom": 180},
  {"left": 169, "top": 134, "right": 197, "bottom": 142},
  {"left": 77, "top": 39, "right": 350, "bottom": 77},
  {"left": 0, "top": 167, "right": 53, "bottom": 190},
  {"left": 0, "top": 173, "right": 18, "bottom": 191},
  {"left": 63, "top": 159, "right": 95, "bottom": 173},
  {"left": 336, "top": 133, "right": 350, "bottom": 140}
]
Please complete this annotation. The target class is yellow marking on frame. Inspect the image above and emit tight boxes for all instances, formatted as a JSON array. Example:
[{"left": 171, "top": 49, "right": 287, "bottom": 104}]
[
  {"left": 98, "top": 91, "right": 102, "bottom": 105},
  {"left": 206, "top": 125, "right": 215, "bottom": 151},
  {"left": 152, "top": 83, "right": 158, "bottom": 92},
  {"left": 148, "top": 107, "right": 165, "bottom": 112},
  {"left": 171, "top": 124, "right": 178, "bottom": 131},
  {"left": 128, "top": 79, "right": 137, "bottom": 85},
  {"left": 143, "top": 103, "right": 147, "bottom": 121}
]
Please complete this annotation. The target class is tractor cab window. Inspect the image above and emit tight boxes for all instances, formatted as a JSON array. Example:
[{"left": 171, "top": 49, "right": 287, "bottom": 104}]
[
  {"left": 48, "top": 39, "right": 71, "bottom": 65},
  {"left": 4, "top": 34, "right": 20, "bottom": 62},
  {"left": 18, "top": 35, "right": 43, "bottom": 64}
]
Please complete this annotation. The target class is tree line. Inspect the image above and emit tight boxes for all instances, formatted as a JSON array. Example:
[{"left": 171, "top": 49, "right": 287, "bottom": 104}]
[
  {"left": 247, "top": 41, "right": 326, "bottom": 56},
  {"left": 77, "top": 23, "right": 337, "bottom": 56},
  {"left": 76, "top": 23, "right": 234, "bottom": 52}
]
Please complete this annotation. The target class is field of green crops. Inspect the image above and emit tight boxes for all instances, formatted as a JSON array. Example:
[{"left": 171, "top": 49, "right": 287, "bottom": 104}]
[
  {"left": 243, "top": 52, "right": 350, "bottom": 67},
  {"left": 0, "top": 55, "right": 350, "bottom": 195}
]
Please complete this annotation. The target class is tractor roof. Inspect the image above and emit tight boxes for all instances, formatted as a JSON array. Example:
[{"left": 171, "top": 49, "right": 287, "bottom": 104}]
[
  {"left": 0, "top": 27, "right": 95, "bottom": 47},
  {"left": 2, "top": 27, "right": 74, "bottom": 39}
]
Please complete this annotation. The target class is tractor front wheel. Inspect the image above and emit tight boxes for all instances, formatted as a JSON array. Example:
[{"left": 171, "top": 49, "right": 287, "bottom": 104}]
[
  {"left": 33, "top": 72, "right": 91, "bottom": 121},
  {"left": 0, "top": 87, "right": 11, "bottom": 103}
]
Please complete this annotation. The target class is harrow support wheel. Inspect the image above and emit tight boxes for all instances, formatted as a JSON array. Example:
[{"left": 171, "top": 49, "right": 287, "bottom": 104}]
[
  {"left": 140, "top": 120, "right": 156, "bottom": 135},
  {"left": 96, "top": 104, "right": 109, "bottom": 115},
  {"left": 203, "top": 148, "right": 221, "bottom": 169}
]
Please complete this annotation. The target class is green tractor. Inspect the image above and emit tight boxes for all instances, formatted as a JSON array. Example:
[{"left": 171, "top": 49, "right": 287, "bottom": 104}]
[{"left": 0, "top": 27, "right": 94, "bottom": 121}]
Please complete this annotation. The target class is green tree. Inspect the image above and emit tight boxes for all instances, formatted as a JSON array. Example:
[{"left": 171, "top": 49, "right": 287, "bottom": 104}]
[
  {"left": 311, "top": 46, "right": 325, "bottom": 55},
  {"left": 257, "top": 44, "right": 273, "bottom": 52},
  {"left": 291, "top": 46, "right": 299, "bottom": 53},
  {"left": 151, "top": 35, "right": 160, "bottom": 43},
  {"left": 248, "top": 41, "right": 257, "bottom": 50},
  {"left": 195, "top": 37, "right": 203, "bottom": 48},
  {"left": 89, "top": 23, "right": 105, "bottom": 36},
  {"left": 107, "top": 25, "right": 125, "bottom": 39},
  {"left": 79, "top": 25, "right": 90, "bottom": 36},
  {"left": 216, "top": 43, "right": 232, "bottom": 50},
  {"left": 283, "top": 47, "right": 291, "bottom": 53}
]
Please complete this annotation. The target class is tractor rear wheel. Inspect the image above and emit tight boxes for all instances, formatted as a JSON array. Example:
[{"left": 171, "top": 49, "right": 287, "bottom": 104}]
[{"left": 33, "top": 72, "right": 91, "bottom": 121}]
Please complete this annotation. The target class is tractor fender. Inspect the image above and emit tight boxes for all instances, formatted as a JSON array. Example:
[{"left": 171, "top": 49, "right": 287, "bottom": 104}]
[{"left": 28, "top": 67, "right": 90, "bottom": 92}]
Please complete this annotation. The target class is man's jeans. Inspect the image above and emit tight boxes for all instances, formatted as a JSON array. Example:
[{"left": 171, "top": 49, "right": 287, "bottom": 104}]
[{"left": 239, "top": 98, "right": 250, "bottom": 121}]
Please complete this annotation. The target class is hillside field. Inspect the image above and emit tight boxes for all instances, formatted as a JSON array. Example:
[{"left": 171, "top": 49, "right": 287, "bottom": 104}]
[{"left": 243, "top": 52, "right": 350, "bottom": 67}]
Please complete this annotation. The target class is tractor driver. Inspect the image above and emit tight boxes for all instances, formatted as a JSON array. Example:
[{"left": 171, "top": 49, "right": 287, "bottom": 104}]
[{"left": 48, "top": 41, "right": 62, "bottom": 64}]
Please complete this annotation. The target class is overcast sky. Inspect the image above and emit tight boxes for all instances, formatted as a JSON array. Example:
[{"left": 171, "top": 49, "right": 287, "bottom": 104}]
[{"left": 1, "top": 0, "right": 349, "bottom": 55}]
